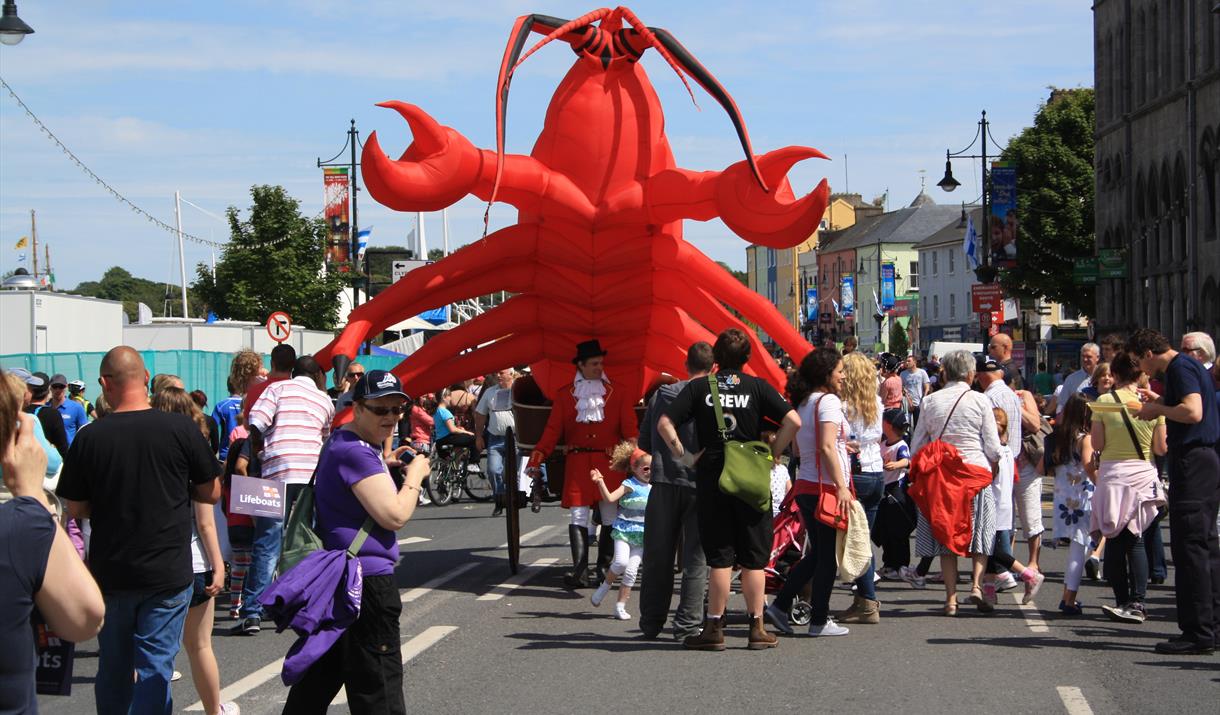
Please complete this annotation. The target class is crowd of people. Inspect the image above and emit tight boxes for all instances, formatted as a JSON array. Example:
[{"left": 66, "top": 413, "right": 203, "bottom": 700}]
[{"left": 0, "top": 323, "right": 1217, "bottom": 712}]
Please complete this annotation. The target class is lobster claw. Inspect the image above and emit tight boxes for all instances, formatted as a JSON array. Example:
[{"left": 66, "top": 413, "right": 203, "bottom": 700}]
[
  {"left": 362, "top": 101, "right": 484, "bottom": 212},
  {"left": 716, "top": 146, "right": 831, "bottom": 249}
]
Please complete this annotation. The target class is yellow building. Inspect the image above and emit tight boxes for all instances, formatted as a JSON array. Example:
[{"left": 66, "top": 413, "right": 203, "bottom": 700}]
[{"left": 746, "top": 193, "right": 881, "bottom": 336}]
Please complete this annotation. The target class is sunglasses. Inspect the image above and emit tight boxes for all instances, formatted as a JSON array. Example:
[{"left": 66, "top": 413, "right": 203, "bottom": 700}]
[
  {"left": 361, "top": 404, "right": 406, "bottom": 417},
  {"left": 346, "top": 372, "right": 365, "bottom": 379}
]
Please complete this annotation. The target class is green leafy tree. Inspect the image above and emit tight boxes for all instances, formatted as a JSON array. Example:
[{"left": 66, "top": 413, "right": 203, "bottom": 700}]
[
  {"left": 889, "top": 320, "right": 909, "bottom": 356},
  {"left": 998, "top": 87, "right": 1095, "bottom": 311},
  {"left": 193, "top": 185, "right": 352, "bottom": 330},
  {"left": 72, "top": 266, "right": 200, "bottom": 320},
  {"left": 715, "top": 260, "right": 749, "bottom": 287}
]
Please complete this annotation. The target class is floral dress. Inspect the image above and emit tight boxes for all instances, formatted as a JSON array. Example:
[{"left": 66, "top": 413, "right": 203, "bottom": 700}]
[{"left": 1051, "top": 433, "right": 1094, "bottom": 546}]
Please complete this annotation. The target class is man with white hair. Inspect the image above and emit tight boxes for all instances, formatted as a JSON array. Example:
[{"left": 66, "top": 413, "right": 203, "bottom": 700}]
[
  {"left": 1182, "top": 332, "right": 1216, "bottom": 371},
  {"left": 1054, "top": 343, "right": 1100, "bottom": 414}
]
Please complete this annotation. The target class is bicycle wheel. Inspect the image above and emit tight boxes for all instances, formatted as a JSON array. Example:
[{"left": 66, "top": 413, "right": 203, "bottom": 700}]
[
  {"left": 426, "top": 460, "right": 455, "bottom": 506},
  {"left": 462, "top": 464, "right": 495, "bottom": 502}
]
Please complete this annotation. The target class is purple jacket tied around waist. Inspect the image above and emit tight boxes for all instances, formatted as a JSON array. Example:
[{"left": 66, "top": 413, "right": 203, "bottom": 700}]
[{"left": 258, "top": 549, "right": 363, "bottom": 685}]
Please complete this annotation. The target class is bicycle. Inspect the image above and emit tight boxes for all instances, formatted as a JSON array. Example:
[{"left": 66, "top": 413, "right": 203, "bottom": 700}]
[{"left": 428, "top": 443, "right": 495, "bottom": 505}]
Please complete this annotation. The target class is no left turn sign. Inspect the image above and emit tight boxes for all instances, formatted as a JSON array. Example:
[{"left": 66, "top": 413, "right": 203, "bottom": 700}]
[{"left": 266, "top": 311, "right": 292, "bottom": 343}]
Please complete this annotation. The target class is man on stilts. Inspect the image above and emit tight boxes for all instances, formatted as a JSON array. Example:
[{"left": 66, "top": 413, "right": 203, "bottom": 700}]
[{"left": 528, "top": 340, "right": 639, "bottom": 588}]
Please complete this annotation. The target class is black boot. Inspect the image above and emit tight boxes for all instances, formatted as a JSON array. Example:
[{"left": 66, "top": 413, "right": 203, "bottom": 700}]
[
  {"left": 594, "top": 524, "right": 615, "bottom": 583},
  {"left": 564, "top": 525, "right": 591, "bottom": 589},
  {"left": 492, "top": 494, "right": 504, "bottom": 517}
]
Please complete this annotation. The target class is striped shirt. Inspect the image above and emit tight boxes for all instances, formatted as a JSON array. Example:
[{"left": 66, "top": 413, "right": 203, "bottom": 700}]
[{"left": 248, "top": 376, "right": 334, "bottom": 484}]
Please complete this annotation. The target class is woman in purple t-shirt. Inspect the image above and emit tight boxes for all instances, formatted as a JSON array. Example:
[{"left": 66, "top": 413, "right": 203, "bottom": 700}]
[{"left": 284, "top": 370, "right": 429, "bottom": 715}]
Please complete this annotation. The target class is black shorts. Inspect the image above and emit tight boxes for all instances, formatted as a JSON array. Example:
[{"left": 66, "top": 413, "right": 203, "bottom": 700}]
[
  {"left": 190, "top": 571, "right": 214, "bottom": 608},
  {"left": 695, "top": 459, "right": 773, "bottom": 570}
]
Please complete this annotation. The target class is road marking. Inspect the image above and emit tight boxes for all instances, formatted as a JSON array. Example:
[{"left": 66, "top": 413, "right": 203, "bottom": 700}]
[
  {"left": 334, "top": 626, "right": 458, "bottom": 705},
  {"left": 477, "top": 557, "right": 558, "bottom": 601},
  {"left": 185, "top": 657, "right": 284, "bottom": 711},
  {"left": 498, "top": 524, "right": 555, "bottom": 549},
  {"left": 401, "top": 561, "right": 480, "bottom": 603},
  {"left": 1012, "top": 592, "right": 1050, "bottom": 633},
  {"left": 1056, "top": 686, "right": 1095, "bottom": 715},
  {"left": 397, "top": 536, "right": 431, "bottom": 546}
]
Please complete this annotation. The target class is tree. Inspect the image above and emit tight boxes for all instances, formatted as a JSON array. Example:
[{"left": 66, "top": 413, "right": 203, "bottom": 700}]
[
  {"left": 999, "top": 87, "right": 1095, "bottom": 311},
  {"left": 889, "top": 320, "right": 909, "bottom": 357},
  {"left": 715, "top": 260, "right": 748, "bottom": 287},
  {"left": 71, "top": 266, "right": 201, "bottom": 321},
  {"left": 193, "top": 185, "right": 352, "bottom": 330}
]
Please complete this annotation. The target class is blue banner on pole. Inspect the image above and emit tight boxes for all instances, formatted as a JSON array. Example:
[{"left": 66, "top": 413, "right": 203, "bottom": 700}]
[
  {"left": 805, "top": 288, "right": 817, "bottom": 319},
  {"left": 841, "top": 275, "right": 855, "bottom": 316},
  {"left": 990, "top": 162, "right": 1018, "bottom": 269},
  {"left": 881, "top": 263, "right": 896, "bottom": 310}
]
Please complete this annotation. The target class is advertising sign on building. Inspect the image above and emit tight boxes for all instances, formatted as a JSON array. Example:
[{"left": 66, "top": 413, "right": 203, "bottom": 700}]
[
  {"left": 323, "top": 167, "right": 351, "bottom": 266},
  {"left": 880, "top": 263, "right": 896, "bottom": 309},
  {"left": 1073, "top": 257, "right": 1099, "bottom": 284},
  {"left": 1098, "top": 248, "right": 1127, "bottom": 279},
  {"left": 989, "top": 162, "right": 1018, "bottom": 269},
  {"left": 840, "top": 275, "right": 855, "bottom": 316}
]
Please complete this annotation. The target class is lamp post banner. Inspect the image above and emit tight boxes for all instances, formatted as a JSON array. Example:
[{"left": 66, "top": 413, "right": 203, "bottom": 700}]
[
  {"left": 841, "top": 275, "right": 855, "bottom": 316},
  {"left": 806, "top": 288, "right": 818, "bottom": 320},
  {"left": 323, "top": 166, "right": 351, "bottom": 267},
  {"left": 881, "top": 263, "right": 896, "bottom": 309},
  {"left": 989, "top": 161, "right": 1017, "bottom": 269}
]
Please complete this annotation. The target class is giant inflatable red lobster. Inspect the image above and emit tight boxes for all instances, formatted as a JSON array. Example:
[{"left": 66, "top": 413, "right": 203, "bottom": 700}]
[{"left": 316, "top": 7, "right": 829, "bottom": 401}]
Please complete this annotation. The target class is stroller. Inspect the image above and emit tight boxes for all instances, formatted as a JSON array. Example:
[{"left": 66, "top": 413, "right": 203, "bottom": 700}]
[{"left": 765, "top": 490, "right": 812, "bottom": 625}]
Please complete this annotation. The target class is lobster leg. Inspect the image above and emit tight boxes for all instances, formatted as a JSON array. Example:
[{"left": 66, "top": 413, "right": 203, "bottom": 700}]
[
  {"left": 397, "top": 331, "right": 545, "bottom": 403},
  {"left": 315, "top": 225, "right": 538, "bottom": 370}
]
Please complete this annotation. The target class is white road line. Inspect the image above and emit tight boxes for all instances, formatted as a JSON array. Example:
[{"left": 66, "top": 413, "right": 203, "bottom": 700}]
[
  {"left": 498, "top": 524, "right": 555, "bottom": 549},
  {"left": 397, "top": 536, "right": 431, "bottom": 546},
  {"left": 334, "top": 626, "right": 458, "bottom": 705},
  {"left": 477, "top": 557, "right": 558, "bottom": 601},
  {"left": 401, "top": 561, "right": 480, "bottom": 603},
  {"left": 1012, "top": 593, "right": 1050, "bottom": 633},
  {"left": 184, "top": 658, "right": 284, "bottom": 711},
  {"left": 1056, "top": 686, "right": 1095, "bottom": 715}
]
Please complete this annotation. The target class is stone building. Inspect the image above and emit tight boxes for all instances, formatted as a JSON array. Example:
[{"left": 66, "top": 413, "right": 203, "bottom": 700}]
[{"left": 1093, "top": 0, "right": 1220, "bottom": 339}]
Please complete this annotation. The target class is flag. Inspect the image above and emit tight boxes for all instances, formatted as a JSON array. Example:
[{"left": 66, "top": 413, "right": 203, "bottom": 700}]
[
  {"left": 831, "top": 298, "right": 841, "bottom": 317},
  {"left": 17, "top": 253, "right": 26, "bottom": 263},
  {"left": 872, "top": 289, "right": 883, "bottom": 316},
  {"left": 356, "top": 226, "right": 371, "bottom": 258},
  {"left": 964, "top": 215, "right": 980, "bottom": 270},
  {"left": 14, "top": 236, "right": 28, "bottom": 249}
]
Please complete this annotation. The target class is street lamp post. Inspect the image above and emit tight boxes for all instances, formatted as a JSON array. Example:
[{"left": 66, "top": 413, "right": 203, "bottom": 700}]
[
  {"left": 0, "top": 1, "right": 34, "bottom": 45},
  {"left": 937, "top": 110, "right": 1005, "bottom": 284},
  {"left": 318, "top": 120, "right": 364, "bottom": 366}
]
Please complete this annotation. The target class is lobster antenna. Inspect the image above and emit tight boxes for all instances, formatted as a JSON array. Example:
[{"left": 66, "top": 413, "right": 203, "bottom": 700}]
[{"left": 619, "top": 7, "right": 699, "bottom": 110}]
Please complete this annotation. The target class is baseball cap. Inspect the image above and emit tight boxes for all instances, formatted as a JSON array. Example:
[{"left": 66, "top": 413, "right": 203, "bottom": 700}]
[
  {"left": 7, "top": 367, "right": 45, "bottom": 387},
  {"left": 50, "top": 373, "right": 68, "bottom": 387},
  {"left": 352, "top": 369, "right": 409, "bottom": 401},
  {"left": 975, "top": 355, "right": 1003, "bottom": 373},
  {"left": 882, "top": 408, "right": 908, "bottom": 431}
]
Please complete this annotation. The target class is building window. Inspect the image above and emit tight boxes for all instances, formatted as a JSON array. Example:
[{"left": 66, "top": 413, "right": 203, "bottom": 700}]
[
  {"left": 767, "top": 248, "right": 776, "bottom": 268},
  {"left": 950, "top": 293, "right": 956, "bottom": 318},
  {"left": 933, "top": 295, "right": 939, "bottom": 320},
  {"left": 909, "top": 261, "right": 919, "bottom": 290},
  {"left": 949, "top": 249, "right": 955, "bottom": 275},
  {"left": 932, "top": 251, "right": 939, "bottom": 276}
]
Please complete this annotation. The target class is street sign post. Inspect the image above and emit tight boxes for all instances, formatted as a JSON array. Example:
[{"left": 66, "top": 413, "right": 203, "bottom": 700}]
[
  {"left": 971, "top": 283, "right": 1004, "bottom": 313},
  {"left": 266, "top": 311, "right": 292, "bottom": 343}
]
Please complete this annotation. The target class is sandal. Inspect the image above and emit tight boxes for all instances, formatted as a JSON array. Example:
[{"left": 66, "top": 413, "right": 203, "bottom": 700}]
[
  {"left": 969, "top": 588, "right": 995, "bottom": 613},
  {"left": 943, "top": 599, "right": 958, "bottom": 617}
]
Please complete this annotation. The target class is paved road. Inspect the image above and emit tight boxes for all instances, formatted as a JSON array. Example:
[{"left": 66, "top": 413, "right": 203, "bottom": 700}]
[{"left": 37, "top": 496, "right": 1220, "bottom": 714}]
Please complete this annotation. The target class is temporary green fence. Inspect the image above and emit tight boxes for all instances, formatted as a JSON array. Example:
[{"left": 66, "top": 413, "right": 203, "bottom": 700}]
[{"left": 0, "top": 350, "right": 404, "bottom": 408}]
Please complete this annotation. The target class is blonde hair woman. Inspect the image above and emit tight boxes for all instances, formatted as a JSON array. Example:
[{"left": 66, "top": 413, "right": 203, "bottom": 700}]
[{"left": 833, "top": 352, "right": 886, "bottom": 624}]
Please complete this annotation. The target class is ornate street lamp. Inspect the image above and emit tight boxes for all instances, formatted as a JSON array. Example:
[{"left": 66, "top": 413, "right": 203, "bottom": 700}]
[{"left": 0, "top": 1, "right": 34, "bottom": 46}]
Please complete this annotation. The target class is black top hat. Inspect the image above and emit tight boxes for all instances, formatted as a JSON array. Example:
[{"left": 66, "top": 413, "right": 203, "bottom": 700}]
[{"left": 572, "top": 339, "right": 608, "bottom": 364}]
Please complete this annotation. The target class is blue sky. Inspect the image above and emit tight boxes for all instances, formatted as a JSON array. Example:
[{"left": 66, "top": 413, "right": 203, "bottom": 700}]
[{"left": 0, "top": 1, "right": 1094, "bottom": 290}]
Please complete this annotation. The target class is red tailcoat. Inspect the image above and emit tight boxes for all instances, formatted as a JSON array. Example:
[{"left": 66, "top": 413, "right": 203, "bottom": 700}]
[{"left": 530, "top": 380, "right": 639, "bottom": 508}]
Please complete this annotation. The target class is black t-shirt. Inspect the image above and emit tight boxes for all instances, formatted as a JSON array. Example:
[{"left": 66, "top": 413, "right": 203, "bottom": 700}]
[
  {"left": 1162, "top": 353, "right": 1220, "bottom": 449},
  {"left": 665, "top": 370, "right": 791, "bottom": 475},
  {"left": 0, "top": 497, "right": 55, "bottom": 713},
  {"left": 26, "top": 403, "right": 68, "bottom": 458},
  {"left": 640, "top": 380, "right": 699, "bottom": 489},
  {"left": 56, "top": 409, "right": 220, "bottom": 593}
]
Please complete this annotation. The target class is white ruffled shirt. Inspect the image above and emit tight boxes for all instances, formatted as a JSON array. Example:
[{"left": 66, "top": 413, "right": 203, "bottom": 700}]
[{"left": 573, "top": 372, "right": 608, "bottom": 423}]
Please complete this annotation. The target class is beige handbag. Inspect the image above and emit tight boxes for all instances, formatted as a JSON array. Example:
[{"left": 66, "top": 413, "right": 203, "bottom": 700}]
[{"left": 836, "top": 499, "right": 872, "bottom": 581}]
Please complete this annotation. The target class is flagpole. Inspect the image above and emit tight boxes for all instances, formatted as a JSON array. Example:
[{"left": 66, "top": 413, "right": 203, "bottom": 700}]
[
  {"left": 30, "top": 209, "right": 38, "bottom": 281},
  {"left": 175, "top": 191, "right": 189, "bottom": 318}
]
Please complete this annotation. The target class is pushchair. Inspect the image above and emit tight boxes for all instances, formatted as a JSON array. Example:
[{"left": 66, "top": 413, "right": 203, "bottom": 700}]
[{"left": 765, "top": 490, "right": 812, "bottom": 625}]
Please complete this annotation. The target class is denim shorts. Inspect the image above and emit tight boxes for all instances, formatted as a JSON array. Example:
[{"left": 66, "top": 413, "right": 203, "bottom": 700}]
[{"left": 190, "top": 571, "right": 214, "bottom": 608}]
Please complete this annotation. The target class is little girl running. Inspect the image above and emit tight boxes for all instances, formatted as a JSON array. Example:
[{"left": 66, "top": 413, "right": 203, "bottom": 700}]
[{"left": 590, "top": 443, "right": 652, "bottom": 621}]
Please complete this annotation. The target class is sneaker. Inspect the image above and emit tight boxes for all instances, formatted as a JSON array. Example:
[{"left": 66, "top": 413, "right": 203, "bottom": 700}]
[
  {"left": 590, "top": 581, "right": 611, "bottom": 607},
  {"left": 994, "top": 571, "right": 1019, "bottom": 592},
  {"left": 1111, "top": 603, "right": 1146, "bottom": 624},
  {"left": 982, "top": 581, "right": 998, "bottom": 605},
  {"left": 614, "top": 603, "right": 631, "bottom": 621},
  {"left": 878, "top": 566, "right": 902, "bottom": 581},
  {"left": 1102, "top": 603, "right": 1130, "bottom": 622},
  {"left": 1021, "top": 568, "right": 1046, "bottom": 605},
  {"left": 873, "top": 571, "right": 881, "bottom": 584},
  {"left": 170, "top": 670, "right": 182, "bottom": 682},
  {"left": 899, "top": 566, "right": 926, "bottom": 590},
  {"left": 418, "top": 494, "right": 432, "bottom": 506},
  {"left": 236, "top": 616, "right": 261, "bottom": 636},
  {"left": 764, "top": 603, "right": 794, "bottom": 635},
  {"left": 219, "top": 703, "right": 241, "bottom": 715},
  {"left": 1058, "top": 599, "right": 1084, "bottom": 616},
  {"left": 807, "top": 617, "right": 849, "bottom": 637},
  {"left": 1085, "top": 556, "right": 1100, "bottom": 581}
]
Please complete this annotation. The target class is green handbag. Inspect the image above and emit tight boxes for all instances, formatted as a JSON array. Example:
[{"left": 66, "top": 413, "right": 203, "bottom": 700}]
[
  {"left": 278, "top": 439, "right": 374, "bottom": 574},
  {"left": 708, "top": 374, "right": 775, "bottom": 513}
]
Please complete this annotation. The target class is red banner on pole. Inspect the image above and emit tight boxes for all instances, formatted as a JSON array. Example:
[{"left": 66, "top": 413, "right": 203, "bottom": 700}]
[{"left": 323, "top": 167, "right": 351, "bottom": 267}]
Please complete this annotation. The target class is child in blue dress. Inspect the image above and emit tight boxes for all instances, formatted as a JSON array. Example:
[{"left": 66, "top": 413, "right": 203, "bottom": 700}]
[{"left": 590, "top": 442, "right": 652, "bottom": 620}]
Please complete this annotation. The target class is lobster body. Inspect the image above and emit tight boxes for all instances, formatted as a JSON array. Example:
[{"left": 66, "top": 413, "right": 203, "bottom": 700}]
[{"left": 315, "top": 8, "right": 831, "bottom": 403}]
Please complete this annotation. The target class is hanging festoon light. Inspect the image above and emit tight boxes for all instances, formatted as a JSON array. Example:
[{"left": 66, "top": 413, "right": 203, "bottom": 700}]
[{"left": 0, "top": 1, "right": 35, "bottom": 46}]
